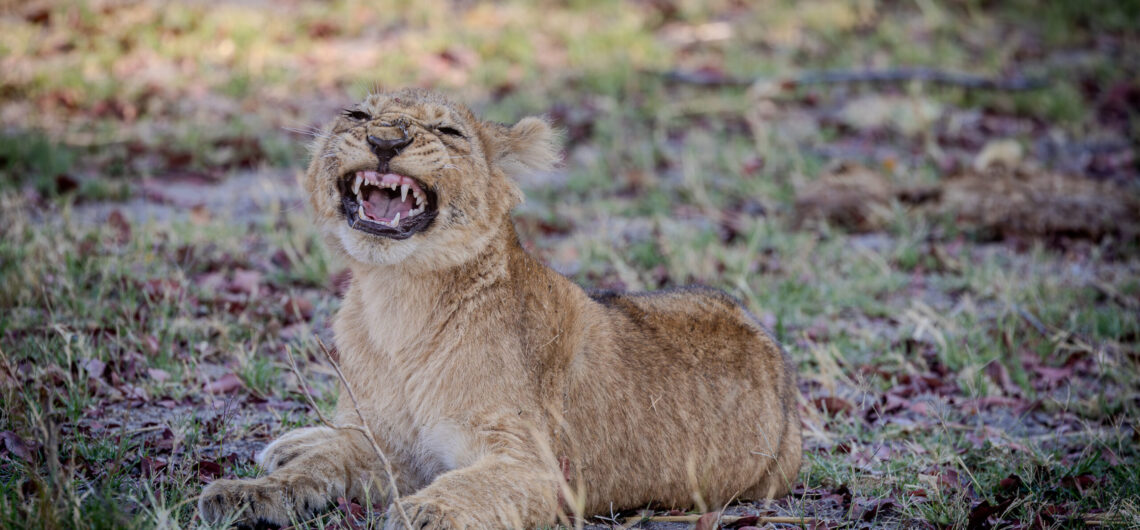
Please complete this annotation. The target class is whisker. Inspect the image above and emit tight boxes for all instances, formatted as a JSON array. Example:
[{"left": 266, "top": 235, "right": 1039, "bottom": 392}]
[{"left": 282, "top": 126, "right": 332, "bottom": 139}]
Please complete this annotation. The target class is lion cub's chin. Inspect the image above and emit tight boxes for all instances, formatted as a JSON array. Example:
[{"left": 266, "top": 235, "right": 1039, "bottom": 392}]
[
  {"left": 332, "top": 220, "right": 503, "bottom": 271},
  {"left": 333, "top": 224, "right": 421, "bottom": 266}
]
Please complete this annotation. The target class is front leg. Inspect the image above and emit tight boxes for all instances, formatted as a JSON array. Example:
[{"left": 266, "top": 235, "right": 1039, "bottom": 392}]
[
  {"left": 384, "top": 453, "right": 561, "bottom": 530},
  {"left": 199, "top": 426, "right": 409, "bottom": 527}
]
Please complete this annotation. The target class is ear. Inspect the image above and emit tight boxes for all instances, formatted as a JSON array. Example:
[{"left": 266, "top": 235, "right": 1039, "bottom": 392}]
[{"left": 489, "top": 116, "right": 561, "bottom": 178}]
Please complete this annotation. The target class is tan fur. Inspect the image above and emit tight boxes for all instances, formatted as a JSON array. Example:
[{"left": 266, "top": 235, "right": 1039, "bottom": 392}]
[{"left": 199, "top": 89, "right": 801, "bottom": 529}]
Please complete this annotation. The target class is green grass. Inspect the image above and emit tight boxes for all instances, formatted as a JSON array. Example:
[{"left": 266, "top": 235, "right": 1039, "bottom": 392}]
[{"left": 2, "top": 0, "right": 1139, "bottom": 528}]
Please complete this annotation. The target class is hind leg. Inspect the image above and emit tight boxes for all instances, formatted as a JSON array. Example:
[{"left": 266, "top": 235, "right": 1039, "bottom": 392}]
[{"left": 745, "top": 415, "right": 802, "bottom": 500}]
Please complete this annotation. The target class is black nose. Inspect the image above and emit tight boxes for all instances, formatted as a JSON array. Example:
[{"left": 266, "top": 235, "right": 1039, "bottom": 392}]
[{"left": 367, "top": 134, "right": 413, "bottom": 164}]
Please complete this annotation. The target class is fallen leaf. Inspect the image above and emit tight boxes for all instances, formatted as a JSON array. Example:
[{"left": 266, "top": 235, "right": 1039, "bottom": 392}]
[
  {"left": 107, "top": 210, "right": 131, "bottom": 244},
  {"left": 140, "top": 456, "right": 167, "bottom": 477},
  {"left": 197, "top": 460, "right": 222, "bottom": 482},
  {"left": 228, "top": 269, "right": 262, "bottom": 296},
  {"left": 0, "top": 431, "right": 39, "bottom": 462},
  {"left": 281, "top": 295, "right": 314, "bottom": 323},
  {"left": 204, "top": 373, "right": 245, "bottom": 394},
  {"left": 968, "top": 498, "right": 1011, "bottom": 530},
  {"left": 695, "top": 511, "right": 722, "bottom": 530},
  {"left": 82, "top": 358, "right": 106, "bottom": 379},
  {"left": 856, "top": 497, "right": 895, "bottom": 521},
  {"left": 997, "top": 474, "right": 1023, "bottom": 492},
  {"left": 337, "top": 496, "right": 365, "bottom": 520},
  {"left": 1059, "top": 474, "right": 1096, "bottom": 492},
  {"left": 147, "top": 368, "right": 170, "bottom": 382},
  {"left": 813, "top": 396, "right": 855, "bottom": 416},
  {"left": 190, "top": 204, "right": 211, "bottom": 225}
]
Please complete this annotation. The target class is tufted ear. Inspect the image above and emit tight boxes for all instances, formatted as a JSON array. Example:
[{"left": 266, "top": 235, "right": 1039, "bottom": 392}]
[{"left": 487, "top": 116, "right": 561, "bottom": 178}]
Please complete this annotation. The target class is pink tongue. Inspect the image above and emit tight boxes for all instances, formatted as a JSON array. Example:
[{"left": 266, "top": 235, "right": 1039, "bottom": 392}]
[{"left": 362, "top": 188, "right": 414, "bottom": 222}]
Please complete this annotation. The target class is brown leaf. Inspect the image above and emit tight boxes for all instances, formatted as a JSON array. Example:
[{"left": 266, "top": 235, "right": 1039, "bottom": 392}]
[
  {"left": 695, "top": 511, "right": 722, "bottom": 530},
  {"left": 813, "top": 396, "right": 854, "bottom": 416},
  {"left": 998, "top": 474, "right": 1023, "bottom": 492},
  {"left": 726, "top": 515, "right": 759, "bottom": 529},
  {"left": 968, "top": 498, "right": 1011, "bottom": 530},
  {"left": 228, "top": 269, "right": 262, "bottom": 296},
  {"left": 147, "top": 368, "right": 170, "bottom": 382},
  {"left": 281, "top": 295, "right": 314, "bottom": 324},
  {"left": 1033, "top": 365, "right": 1072, "bottom": 386},
  {"left": 82, "top": 358, "right": 106, "bottom": 379},
  {"left": 143, "top": 335, "right": 160, "bottom": 356},
  {"left": 855, "top": 497, "right": 896, "bottom": 521},
  {"left": 1059, "top": 474, "right": 1096, "bottom": 492},
  {"left": 196, "top": 460, "right": 222, "bottom": 482},
  {"left": 203, "top": 373, "right": 245, "bottom": 394},
  {"left": 107, "top": 210, "right": 131, "bottom": 244},
  {"left": 336, "top": 496, "right": 365, "bottom": 520},
  {"left": 143, "top": 278, "right": 183, "bottom": 302},
  {"left": 0, "top": 431, "right": 39, "bottom": 462},
  {"left": 985, "top": 361, "right": 1020, "bottom": 395},
  {"left": 140, "top": 456, "right": 167, "bottom": 477},
  {"left": 189, "top": 204, "right": 211, "bottom": 225}
]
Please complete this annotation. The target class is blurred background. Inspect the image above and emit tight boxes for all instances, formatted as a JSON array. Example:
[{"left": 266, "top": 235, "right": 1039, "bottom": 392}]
[{"left": 1, "top": 1, "right": 1138, "bottom": 528}]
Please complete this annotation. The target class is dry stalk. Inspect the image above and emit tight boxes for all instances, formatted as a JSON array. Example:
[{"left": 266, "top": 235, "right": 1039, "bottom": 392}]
[
  {"left": 623, "top": 514, "right": 817, "bottom": 526},
  {"left": 526, "top": 425, "right": 585, "bottom": 530},
  {"left": 284, "top": 341, "right": 413, "bottom": 530}
]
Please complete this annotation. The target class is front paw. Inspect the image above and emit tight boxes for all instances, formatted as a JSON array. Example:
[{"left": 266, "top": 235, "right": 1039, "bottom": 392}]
[
  {"left": 199, "top": 477, "right": 328, "bottom": 528},
  {"left": 384, "top": 496, "right": 462, "bottom": 530}
]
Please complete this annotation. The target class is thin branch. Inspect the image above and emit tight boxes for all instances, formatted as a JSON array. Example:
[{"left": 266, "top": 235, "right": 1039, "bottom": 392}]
[
  {"left": 623, "top": 513, "right": 817, "bottom": 526},
  {"left": 289, "top": 339, "right": 414, "bottom": 530},
  {"left": 1011, "top": 303, "right": 1050, "bottom": 338},
  {"left": 661, "top": 67, "right": 1047, "bottom": 91},
  {"left": 284, "top": 345, "right": 335, "bottom": 427}
]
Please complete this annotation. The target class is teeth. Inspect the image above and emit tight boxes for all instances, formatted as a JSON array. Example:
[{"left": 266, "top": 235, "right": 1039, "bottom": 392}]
[
  {"left": 357, "top": 204, "right": 366, "bottom": 219},
  {"left": 390, "top": 212, "right": 400, "bottom": 227},
  {"left": 401, "top": 184, "right": 409, "bottom": 202},
  {"left": 353, "top": 174, "right": 362, "bottom": 196}
]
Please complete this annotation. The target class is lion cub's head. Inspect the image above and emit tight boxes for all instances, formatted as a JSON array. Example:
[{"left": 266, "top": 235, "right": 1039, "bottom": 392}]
[{"left": 303, "top": 89, "right": 558, "bottom": 269}]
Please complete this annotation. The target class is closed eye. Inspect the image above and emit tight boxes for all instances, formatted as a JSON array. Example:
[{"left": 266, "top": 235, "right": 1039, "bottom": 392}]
[
  {"left": 435, "top": 126, "right": 466, "bottom": 138},
  {"left": 342, "top": 109, "right": 372, "bottom": 121}
]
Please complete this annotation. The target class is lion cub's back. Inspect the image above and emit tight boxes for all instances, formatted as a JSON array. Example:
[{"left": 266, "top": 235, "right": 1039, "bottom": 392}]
[{"left": 588, "top": 286, "right": 785, "bottom": 372}]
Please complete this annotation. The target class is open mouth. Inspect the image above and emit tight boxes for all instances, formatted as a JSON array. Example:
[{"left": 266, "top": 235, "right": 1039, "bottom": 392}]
[{"left": 339, "top": 171, "right": 438, "bottom": 239}]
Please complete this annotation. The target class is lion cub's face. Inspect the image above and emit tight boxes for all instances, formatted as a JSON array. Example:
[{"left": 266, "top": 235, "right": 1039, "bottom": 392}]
[{"left": 303, "top": 89, "right": 558, "bottom": 269}]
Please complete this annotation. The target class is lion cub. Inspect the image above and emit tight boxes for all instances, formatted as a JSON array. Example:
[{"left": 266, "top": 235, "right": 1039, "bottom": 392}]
[{"left": 200, "top": 89, "right": 801, "bottom": 528}]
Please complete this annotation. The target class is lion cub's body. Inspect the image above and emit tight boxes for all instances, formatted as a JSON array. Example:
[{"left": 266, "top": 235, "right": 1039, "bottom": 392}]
[{"left": 200, "top": 90, "right": 800, "bottom": 529}]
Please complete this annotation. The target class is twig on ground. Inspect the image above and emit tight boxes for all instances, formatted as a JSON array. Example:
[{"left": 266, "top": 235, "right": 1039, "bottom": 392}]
[
  {"left": 661, "top": 67, "right": 1047, "bottom": 91},
  {"left": 1012, "top": 304, "right": 1050, "bottom": 338},
  {"left": 285, "top": 341, "right": 414, "bottom": 530},
  {"left": 622, "top": 513, "right": 817, "bottom": 526}
]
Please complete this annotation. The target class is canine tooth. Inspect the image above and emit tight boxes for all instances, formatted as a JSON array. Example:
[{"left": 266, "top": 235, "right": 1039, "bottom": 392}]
[
  {"left": 401, "top": 184, "right": 409, "bottom": 202},
  {"left": 353, "top": 175, "right": 362, "bottom": 195},
  {"left": 357, "top": 204, "right": 366, "bottom": 219},
  {"left": 391, "top": 212, "right": 400, "bottom": 226}
]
